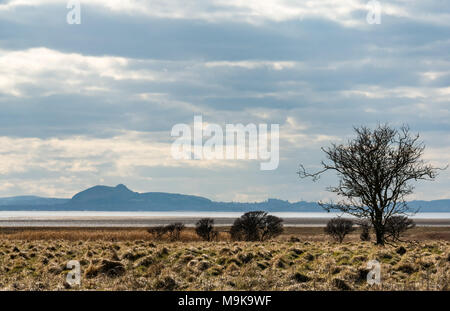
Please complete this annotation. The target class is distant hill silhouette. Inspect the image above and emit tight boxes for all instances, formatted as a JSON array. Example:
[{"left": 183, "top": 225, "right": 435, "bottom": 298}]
[
  {"left": 71, "top": 184, "right": 139, "bottom": 205},
  {"left": 0, "top": 184, "right": 449, "bottom": 212},
  {"left": 0, "top": 196, "right": 69, "bottom": 206}
]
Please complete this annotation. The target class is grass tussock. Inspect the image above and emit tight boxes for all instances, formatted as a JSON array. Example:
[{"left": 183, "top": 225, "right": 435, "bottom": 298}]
[{"left": 0, "top": 236, "right": 448, "bottom": 290}]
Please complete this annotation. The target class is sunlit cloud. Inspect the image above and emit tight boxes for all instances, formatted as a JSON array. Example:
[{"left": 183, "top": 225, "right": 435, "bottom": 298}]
[{"left": 0, "top": 0, "right": 449, "bottom": 201}]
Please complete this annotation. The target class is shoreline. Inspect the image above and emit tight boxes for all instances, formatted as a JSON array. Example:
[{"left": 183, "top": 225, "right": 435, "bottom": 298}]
[{"left": 0, "top": 216, "right": 449, "bottom": 227}]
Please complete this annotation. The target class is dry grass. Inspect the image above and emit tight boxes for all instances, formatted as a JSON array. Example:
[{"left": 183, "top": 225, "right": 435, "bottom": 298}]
[
  {"left": 0, "top": 227, "right": 449, "bottom": 291},
  {"left": 0, "top": 227, "right": 231, "bottom": 242},
  {"left": 1, "top": 226, "right": 449, "bottom": 242}
]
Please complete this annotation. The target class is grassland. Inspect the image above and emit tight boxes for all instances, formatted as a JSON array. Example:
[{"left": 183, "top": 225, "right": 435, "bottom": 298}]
[{"left": 0, "top": 227, "right": 448, "bottom": 291}]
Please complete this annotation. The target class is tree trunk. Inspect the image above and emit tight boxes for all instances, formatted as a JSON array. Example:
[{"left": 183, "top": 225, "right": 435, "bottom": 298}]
[
  {"left": 373, "top": 215, "right": 384, "bottom": 245},
  {"left": 375, "top": 227, "right": 384, "bottom": 245}
]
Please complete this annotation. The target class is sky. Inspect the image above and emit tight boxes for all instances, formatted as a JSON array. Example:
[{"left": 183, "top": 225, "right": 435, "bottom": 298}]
[{"left": 0, "top": 0, "right": 449, "bottom": 202}]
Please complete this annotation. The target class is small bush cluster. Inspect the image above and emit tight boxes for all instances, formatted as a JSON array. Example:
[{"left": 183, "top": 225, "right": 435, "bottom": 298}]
[
  {"left": 230, "top": 211, "right": 284, "bottom": 241},
  {"left": 148, "top": 223, "right": 185, "bottom": 241},
  {"left": 324, "top": 218, "right": 355, "bottom": 243},
  {"left": 195, "top": 218, "right": 218, "bottom": 241}
]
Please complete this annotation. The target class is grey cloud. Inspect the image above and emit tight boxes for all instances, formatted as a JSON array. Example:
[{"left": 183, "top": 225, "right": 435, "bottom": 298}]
[{"left": 0, "top": 1, "right": 449, "bottom": 200}]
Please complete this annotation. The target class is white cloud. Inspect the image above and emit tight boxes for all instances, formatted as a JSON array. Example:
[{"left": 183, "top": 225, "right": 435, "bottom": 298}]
[
  {"left": 0, "top": 47, "right": 172, "bottom": 97},
  {"left": 2, "top": 0, "right": 448, "bottom": 27},
  {"left": 341, "top": 85, "right": 450, "bottom": 108},
  {"left": 0, "top": 130, "right": 247, "bottom": 177},
  {"left": 205, "top": 60, "right": 299, "bottom": 70}
]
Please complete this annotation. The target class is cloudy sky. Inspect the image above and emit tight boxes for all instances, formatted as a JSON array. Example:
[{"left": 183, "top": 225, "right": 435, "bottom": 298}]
[{"left": 0, "top": 0, "right": 449, "bottom": 202}]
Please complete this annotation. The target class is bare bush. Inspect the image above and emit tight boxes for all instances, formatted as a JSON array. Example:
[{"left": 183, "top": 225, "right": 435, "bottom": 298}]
[
  {"left": 166, "top": 222, "right": 185, "bottom": 241},
  {"left": 324, "top": 218, "right": 355, "bottom": 243},
  {"left": 147, "top": 223, "right": 185, "bottom": 241},
  {"left": 147, "top": 226, "right": 168, "bottom": 238},
  {"left": 230, "top": 211, "right": 284, "bottom": 241},
  {"left": 385, "top": 216, "right": 415, "bottom": 242},
  {"left": 359, "top": 220, "right": 371, "bottom": 241},
  {"left": 195, "top": 218, "right": 218, "bottom": 241}
]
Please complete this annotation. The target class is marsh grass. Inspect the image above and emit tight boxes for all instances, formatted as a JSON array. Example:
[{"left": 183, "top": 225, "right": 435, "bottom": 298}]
[
  {"left": 0, "top": 226, "right": 448, "bottom": 242},
  {"left": 0, "top": 227, "right": 448, "bottom": 290},
  {"left": 0, "top": 227, "right": 231, "bottom": 242}
]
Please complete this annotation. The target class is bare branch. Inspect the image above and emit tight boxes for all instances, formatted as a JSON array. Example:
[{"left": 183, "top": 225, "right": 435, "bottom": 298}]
[{"left": 298, "top": 124, "right": 446, "bottom": 245}]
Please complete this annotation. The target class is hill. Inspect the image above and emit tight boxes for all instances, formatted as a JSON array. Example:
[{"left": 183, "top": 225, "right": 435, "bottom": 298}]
[{"left": 0, "top": 184, "right": 448, "bottom": 212}]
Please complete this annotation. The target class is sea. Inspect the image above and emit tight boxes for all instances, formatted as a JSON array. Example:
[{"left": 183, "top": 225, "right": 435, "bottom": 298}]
[{"left": 0, "top": 211, "right": 449, "bottom": 227}]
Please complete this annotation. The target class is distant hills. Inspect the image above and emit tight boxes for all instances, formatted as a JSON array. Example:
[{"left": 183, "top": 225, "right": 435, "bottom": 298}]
[
  {"left": 0, "top": 196, "right": 69, "bottom": 206},
  {"left": 0, "top": 184, "right": 449, "bottom": 212}
]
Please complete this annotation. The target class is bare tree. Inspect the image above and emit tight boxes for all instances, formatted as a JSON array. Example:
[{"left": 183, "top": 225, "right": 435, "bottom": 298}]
[
  {"left": 324, "top": 218, "right": 355, "bottom": 243},
  {"left": 230, "top": 211, "right": 284, "bottom": 241},
  {"left": 299, "top": 124, "right": 444, "bottom": 245},
  {"left": 195, "top": 218, "right": 218, "bottom": 241}
]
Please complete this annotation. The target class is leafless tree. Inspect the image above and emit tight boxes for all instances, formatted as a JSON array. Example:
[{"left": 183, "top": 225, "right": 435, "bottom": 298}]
[{"left": 298, "top": 124, "right": 445, "bottom": 245}]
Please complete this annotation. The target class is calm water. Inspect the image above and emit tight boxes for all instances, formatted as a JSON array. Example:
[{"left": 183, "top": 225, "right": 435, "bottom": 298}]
[
  {"left": 0, "top": 211, "right": 449, "bottom": 227},
  {"left": 0, "top": 211, "right": 449, "bottom": 219}
]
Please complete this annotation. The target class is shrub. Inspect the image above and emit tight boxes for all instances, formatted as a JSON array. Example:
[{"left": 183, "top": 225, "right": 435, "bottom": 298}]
[
  {"left": 166, "top": 223, "right": 185, "bottom": 240},
  {"left": 261, "top": 215, "right": 284, "bottom": 241},
  {"left": 148, "top": 223, "right": 185, "bottom": 241},
  {"left": 324, "top": 218, "right": 355, "bottom": 243},
  {"left": 195, "top": 218, "right": 218, "bottom": 241},
  {"left": 385, "top": 216, "right": 415, "bottom": 242},
  {"left": 230, "top": 211, "right": 284, "bottom": 241},
  {"left": 359, "top": 220, "right": 371, "bottom": 241},
  {"left": 147, "top": 226, "right": 168, "bottom": 238}
]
